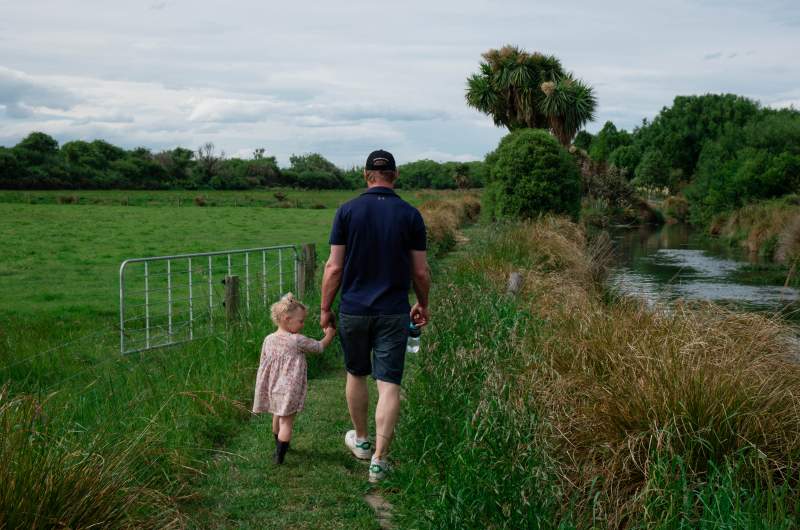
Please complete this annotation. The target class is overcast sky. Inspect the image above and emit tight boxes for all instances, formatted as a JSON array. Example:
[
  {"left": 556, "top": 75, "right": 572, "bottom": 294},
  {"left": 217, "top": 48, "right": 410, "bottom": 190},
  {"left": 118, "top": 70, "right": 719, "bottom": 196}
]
[{"left": 1, "top": 0, "right": 798, "bottom": 166}]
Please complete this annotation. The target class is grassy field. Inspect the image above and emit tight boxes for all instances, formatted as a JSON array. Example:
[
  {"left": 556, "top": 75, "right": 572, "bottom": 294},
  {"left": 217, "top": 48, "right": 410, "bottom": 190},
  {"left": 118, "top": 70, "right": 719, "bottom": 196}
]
[
  {"left": 7, "top": 189, "right": 796, "bottom": 528},
  {"left": 0, "top": 189, "right": 477, "bottom": 528},
  {"left": 0, "top": 188, "right": 466, "bottom": 209},
  {"left": 0, "top": 193, "right": 347, "bottom": 527},
  {"left": 0, "top": 203, "right": 336, "bottom": 317}
]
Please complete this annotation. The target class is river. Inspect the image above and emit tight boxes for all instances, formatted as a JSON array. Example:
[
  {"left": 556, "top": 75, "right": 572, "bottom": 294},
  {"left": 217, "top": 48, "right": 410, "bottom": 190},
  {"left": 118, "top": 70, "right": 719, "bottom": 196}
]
[{"left": 608, "top": 223, "right": 800, "bottom": 316}]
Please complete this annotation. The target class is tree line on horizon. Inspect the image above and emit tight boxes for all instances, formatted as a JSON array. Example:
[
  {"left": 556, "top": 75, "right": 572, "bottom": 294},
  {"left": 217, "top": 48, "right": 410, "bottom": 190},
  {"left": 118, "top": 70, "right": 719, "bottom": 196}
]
[
  {"left": 0, "top": 135, "right": 487, "bottom": 191},
  {"left": 572, "top": 94, "right": 800, "bottom": 223}
]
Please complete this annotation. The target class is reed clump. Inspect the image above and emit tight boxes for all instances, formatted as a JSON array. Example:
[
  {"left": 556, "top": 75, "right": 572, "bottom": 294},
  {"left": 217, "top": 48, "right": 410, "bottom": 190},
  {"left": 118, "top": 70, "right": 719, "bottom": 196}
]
[{"left": 711, "top": 195, "right": 800, "bottom": 261}]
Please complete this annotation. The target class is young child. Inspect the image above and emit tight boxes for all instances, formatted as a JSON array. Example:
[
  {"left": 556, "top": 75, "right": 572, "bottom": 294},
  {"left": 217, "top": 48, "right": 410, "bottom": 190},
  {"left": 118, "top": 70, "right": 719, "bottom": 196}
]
[{"left": 252, "top": 293, "right": 336, "bottom": 464}]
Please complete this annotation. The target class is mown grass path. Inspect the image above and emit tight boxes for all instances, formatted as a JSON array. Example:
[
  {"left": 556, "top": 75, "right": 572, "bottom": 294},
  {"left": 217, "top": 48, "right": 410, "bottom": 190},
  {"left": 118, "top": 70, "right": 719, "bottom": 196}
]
[{"left": 188, "top": 367, "right": 381, "bottom": 529}]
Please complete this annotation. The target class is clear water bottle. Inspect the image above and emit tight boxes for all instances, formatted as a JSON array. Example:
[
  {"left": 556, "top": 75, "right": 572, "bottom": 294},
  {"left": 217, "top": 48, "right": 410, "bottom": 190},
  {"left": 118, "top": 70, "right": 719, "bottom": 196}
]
[{"left": 407, "top": 323, "right": 421, "bottom": 353}]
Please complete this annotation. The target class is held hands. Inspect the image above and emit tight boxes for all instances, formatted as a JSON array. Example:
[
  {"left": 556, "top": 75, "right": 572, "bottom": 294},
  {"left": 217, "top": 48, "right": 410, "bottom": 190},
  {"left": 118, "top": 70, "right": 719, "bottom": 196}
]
[
  {"left": 321, "top": 324, "right": 336, "bottom": 348},
  {"left": 320, "top": 309, "right": 335, "bottom": 330},
  {"left": 410, "top": 302, "right": 429, "bottom": 328}
]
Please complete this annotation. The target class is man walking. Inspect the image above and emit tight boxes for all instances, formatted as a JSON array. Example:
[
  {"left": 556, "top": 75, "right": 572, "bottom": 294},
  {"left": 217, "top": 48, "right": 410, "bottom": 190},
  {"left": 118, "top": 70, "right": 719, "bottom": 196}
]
[{"left": 320, "top": 149, "right": 430, "bottom": 483}]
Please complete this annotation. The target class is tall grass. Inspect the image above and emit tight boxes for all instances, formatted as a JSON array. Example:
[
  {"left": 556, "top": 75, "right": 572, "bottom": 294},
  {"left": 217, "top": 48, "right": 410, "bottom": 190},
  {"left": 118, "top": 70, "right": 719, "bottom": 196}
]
[
  {"left": 1, "top": 388, "right": 182, "bottom": 529},
  {"left": 390, "top": 217, "right": 800, "bottom": 528},
  {"left": 418, "top": 194, "right": 481, "bottom": 256},
  {"left": 1, "top": 303, "right": 336, "bottom": 528}
]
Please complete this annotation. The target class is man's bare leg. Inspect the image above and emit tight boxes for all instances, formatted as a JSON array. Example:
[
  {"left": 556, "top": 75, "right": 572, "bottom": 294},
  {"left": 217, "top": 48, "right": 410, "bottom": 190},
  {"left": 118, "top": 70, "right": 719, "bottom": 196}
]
[
  {"left": 346, "top": 373, "right": 369, "bottom": 439},
  {"left": 374, "top": 380, "right": 401, "bottom": 460}
]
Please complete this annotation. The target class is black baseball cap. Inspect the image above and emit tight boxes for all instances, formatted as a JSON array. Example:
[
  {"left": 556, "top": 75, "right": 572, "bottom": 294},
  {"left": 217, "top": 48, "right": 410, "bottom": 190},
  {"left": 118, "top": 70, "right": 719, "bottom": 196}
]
[{"left": 365, "top": 149, "right": 396, "bottom": 171}]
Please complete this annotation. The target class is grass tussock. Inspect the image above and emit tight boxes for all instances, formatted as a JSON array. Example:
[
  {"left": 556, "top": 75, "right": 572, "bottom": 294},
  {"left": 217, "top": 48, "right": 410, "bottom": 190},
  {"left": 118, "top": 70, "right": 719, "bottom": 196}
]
[
  {"left": 391, "top": 216, "right": 800, "bottom": 528},
  {"left": 538, "top": 298, "right": 800, "bottom": 525},
  {"left": 0, "top": 387, "right": 182, "bottom": 529},
  {"left": 418, "top": 194, "right": 481, "bottom": 255}
]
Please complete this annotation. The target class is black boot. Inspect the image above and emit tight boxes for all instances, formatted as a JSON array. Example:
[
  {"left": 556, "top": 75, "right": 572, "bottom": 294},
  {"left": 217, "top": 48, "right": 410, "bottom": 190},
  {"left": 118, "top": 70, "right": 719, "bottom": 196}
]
[{"left": 274, "top": 440, "right": 290, "bottom": 464}]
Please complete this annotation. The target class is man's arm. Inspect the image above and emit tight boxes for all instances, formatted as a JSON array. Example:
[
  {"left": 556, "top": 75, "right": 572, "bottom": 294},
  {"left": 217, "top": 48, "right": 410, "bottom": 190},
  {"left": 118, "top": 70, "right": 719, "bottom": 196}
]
[
  {"left": 320, "top": 245, "right": 345, "bottom": 328},
  {"left": 410, "top": 249, "right": 430, "bottom": 327}
]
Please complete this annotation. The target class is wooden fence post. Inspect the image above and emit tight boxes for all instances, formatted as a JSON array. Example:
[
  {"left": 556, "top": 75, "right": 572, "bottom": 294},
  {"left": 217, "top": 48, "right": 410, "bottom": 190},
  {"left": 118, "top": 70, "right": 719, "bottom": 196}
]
[
  {"left": 506, "top": 271, "right": 523, "bottom": 296},
  {"left": 224, "top": 275, "right": 240, "bottom": 321},
  {"left": 297, "top": 244, "right": 317, "bottom": 298}
]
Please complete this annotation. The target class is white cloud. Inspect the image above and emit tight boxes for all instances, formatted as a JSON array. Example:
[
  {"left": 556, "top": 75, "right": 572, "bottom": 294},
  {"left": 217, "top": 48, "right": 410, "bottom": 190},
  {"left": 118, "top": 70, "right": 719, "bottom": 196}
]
[{"left": 0, "top": 66, "right": 80, "bottom": 117}]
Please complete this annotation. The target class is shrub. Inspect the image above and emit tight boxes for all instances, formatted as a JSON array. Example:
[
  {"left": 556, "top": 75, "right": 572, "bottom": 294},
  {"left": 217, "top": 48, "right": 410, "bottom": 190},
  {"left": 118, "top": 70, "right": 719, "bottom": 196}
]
[
  {"left": 487, "top": 129, "right": 581, "bottom": 220},
  {"left": 479, "top": 181, "right": 503, "bottom": 222},
  {"left": 633, "top": 149, "right": 670, "bottom": 190},
  {"left": 711, "top": 195, "right": 800, "bottom": 258},
  {"left": 663, "top": 195, "right": 689, "bottom": 223},
  {"left": 273, "top": 191, "right": 287, "bottom": 202},
  {"left": 56, "top": 195, "right": 78, "bottom": 204}
]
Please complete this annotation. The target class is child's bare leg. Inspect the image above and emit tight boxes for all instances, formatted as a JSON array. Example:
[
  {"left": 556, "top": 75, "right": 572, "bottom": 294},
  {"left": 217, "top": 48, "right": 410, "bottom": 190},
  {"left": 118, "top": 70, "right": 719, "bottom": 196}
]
[
  {"left": 272, "top": 414, "right": 279, "bottom": 436},
  {"left": 278, "top": 414, "right": 295, "bottom": 442}
]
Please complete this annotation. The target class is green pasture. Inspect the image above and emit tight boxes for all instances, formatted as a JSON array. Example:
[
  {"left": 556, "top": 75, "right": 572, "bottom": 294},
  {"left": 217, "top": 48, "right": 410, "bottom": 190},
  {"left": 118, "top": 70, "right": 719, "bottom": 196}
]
[
  {"left": 0, "top": 203, "right": 335, "bottom": 318},
  {"left": 0, "top": 187, "right": 459, "bottom": 209}
]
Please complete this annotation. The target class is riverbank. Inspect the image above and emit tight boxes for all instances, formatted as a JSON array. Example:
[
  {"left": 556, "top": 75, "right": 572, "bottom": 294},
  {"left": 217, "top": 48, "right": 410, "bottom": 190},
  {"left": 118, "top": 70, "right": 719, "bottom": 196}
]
[
  {"left": 387, "top": 217, "right": 800, "bottom": 528},
  {"left": 710, "top": 194, "right": 800, "bottom": 263}
]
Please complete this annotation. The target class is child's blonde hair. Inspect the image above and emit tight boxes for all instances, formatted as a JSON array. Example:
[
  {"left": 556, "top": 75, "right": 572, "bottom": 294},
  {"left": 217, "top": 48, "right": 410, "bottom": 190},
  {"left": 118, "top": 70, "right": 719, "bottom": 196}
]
[{"left": 270, "top": 292, "right": 307, "bottom": 326}]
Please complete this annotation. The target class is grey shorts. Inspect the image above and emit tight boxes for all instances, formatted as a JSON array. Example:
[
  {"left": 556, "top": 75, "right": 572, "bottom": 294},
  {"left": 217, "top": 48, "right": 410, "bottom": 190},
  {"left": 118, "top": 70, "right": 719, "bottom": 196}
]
[{"left": 338, "top": 313, "right": 410, "bottom": 385}]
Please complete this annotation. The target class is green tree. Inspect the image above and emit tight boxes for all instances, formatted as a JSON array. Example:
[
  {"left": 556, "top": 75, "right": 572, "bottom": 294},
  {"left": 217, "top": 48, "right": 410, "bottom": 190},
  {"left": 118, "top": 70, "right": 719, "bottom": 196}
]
[
  {"left": 111, "top": 148, "right": 169, "bottom": 189},
  {"left": 588, "top": 121, "right": 632, "bottom": 162},
  {"left": 13, "top": 132, "right": 66, "bottom": 188},
  {"left": 286, "top": 153, "right": 346, "bottom": 189},
  {"left": 686, "top": 108, "right": 800, "bottom": 223},
  {"left": 0, "top": 147, "right": 22, "bottom": 189},
  {"left": 245, "top": 155, "right": 282, "bottom": 188},
  {"left": 634, "top": 150, "right": 670, "bottom": 189},
  {"left": 397, "top": 160, "right": 440, "bottom": 189},
  {"left": 14, "top": 132, "right": 59, "bottom": 165},
  {"left": 193, "top": 142, "right": 223, "bottom": 186},
  {"left": 634, "top": 94, "right": 760, "bottom": 179},
  {"left": 466, "top": 45, "right": 596, "bottom": 146},
  {"left": 154, "top": 147, "right": 195, "bottom": 188},
  {"left": 607, "top": 145, "right": 642, "bottom": 176},
  {"left": 573, "top": 130, "right": 593, "bottom": 151}
]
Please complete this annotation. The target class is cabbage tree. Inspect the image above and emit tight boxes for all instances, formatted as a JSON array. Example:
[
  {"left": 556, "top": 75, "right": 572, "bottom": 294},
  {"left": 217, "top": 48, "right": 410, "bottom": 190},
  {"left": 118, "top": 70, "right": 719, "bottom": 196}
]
[{"left": 466, "top": 45, "right": 596, "bottom": 146}]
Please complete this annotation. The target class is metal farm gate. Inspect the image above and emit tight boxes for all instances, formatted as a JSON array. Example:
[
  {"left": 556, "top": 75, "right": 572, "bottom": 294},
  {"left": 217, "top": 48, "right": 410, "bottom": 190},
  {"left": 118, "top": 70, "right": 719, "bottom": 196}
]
[{"left": 119, "top": 245, "right": 305, "bottom": 354}]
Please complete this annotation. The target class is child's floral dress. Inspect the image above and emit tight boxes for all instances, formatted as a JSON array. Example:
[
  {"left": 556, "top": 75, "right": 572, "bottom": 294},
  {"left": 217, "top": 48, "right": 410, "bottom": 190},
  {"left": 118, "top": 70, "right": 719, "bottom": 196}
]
[{"left": 252, "top": 329, "right": 323, "bottom": 415}]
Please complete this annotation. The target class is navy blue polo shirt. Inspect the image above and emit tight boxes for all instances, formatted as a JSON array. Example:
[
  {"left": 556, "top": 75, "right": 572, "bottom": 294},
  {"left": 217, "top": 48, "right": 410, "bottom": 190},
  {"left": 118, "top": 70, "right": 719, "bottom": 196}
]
[{"left": 329, "top": 186, "right": 427, "bottom": 315}]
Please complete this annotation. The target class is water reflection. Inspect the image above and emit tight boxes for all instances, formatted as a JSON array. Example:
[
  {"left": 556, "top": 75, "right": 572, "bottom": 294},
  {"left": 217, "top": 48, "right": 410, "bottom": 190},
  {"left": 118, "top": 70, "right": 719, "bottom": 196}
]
[{"left": 608, "top": 224, "right": 800, "bottom": 312}]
